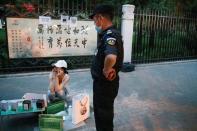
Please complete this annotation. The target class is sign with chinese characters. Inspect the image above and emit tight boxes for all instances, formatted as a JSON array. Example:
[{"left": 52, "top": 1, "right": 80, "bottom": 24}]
[{"left": 6, "top": 17, "right": 97, "bottom": 58}]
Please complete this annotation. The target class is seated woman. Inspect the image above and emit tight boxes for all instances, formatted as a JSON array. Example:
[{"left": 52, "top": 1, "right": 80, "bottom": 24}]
[{"left": 48, "top": 60, "right": 70, "bottom": 104}]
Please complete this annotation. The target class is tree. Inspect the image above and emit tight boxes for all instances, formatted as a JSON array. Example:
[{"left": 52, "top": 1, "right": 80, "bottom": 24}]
[{"left": 175, "top": 0, "right": 197, "bottom": 13}]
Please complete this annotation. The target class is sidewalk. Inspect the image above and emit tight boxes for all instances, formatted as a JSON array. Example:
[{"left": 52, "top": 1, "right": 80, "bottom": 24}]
[{"left": 0, "top": 60, "right": 197, "bottom": 131}]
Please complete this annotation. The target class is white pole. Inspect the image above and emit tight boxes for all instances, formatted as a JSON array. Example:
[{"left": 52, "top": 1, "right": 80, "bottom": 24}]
[{"left": 121, "top": 4, "right": 135, "bottom": 63}]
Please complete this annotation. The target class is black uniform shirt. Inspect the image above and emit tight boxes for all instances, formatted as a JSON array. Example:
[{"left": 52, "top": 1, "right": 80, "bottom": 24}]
[{"left": 91, "top": 25, "right": 124, "bottom": 80}]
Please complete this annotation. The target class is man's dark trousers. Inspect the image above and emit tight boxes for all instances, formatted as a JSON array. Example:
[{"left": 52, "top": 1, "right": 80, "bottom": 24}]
[{"left": 93, "top": 78, "right": 119, "bottom": 131}]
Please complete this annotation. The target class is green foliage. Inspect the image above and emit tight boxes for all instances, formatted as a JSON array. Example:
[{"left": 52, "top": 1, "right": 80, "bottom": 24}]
[
  {"left": 0, "top": 29, "right": 8, "bottom": 67},
  {"left": 92, "top": 0, "right": 196, "bottom": 12}
]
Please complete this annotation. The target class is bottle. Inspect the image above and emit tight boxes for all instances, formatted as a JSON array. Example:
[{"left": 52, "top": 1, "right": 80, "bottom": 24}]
[
  {"left": 68, "top": 105, "right": 72, "bottom": 120},
  {"left": 64, "top": 102, "right": 68, "bottom": 110}
]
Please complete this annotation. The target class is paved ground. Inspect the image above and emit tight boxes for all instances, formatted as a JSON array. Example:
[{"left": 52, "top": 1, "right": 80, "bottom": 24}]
[{"left": 0, "top": 60, "right": 197, "bottom": 131}]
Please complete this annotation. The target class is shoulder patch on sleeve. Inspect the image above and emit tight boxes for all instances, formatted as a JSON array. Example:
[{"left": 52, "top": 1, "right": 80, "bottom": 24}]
[{"left": 106, "top": 37, "right": 116, "bottom": 46}]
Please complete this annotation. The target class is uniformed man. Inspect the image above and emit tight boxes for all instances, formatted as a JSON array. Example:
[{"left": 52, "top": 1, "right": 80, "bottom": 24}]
[{"left": 89, "top": 4, "right": 124, "bottom": 131}]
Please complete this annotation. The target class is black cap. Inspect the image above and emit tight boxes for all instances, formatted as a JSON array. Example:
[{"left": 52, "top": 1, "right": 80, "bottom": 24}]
[{"left": 89, "top": 4, "right": 114, "bottom": 20}]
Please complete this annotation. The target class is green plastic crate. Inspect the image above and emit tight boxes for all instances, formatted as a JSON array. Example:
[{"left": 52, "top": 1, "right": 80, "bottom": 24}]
[
  {"left": 45, "top": 100, "right": 65, "bottom": 114},
  {"left": 39, "top": 114, "right": 63, "bottom": 131}
]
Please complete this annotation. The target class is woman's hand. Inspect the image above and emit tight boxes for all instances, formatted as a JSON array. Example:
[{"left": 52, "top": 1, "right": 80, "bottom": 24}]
[{"left": 51, "top": 68, "right": 58, "bottom": 80}]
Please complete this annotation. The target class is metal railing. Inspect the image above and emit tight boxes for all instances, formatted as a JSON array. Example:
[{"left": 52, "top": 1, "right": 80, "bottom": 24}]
[
  {"left": 132, "top": 9, "right": 197, "bottom": 64},
  {"left": 36, "top": 0, "right": 95, "bottom": 18}
]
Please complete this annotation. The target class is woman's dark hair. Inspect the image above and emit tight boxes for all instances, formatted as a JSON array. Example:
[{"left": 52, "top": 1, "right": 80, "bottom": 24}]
[
  {"left": 51, "top": 65, "right": 55, "bottom": 70},
  {"left": 61, "top": 67, "right": 68, "bottom": 74}
]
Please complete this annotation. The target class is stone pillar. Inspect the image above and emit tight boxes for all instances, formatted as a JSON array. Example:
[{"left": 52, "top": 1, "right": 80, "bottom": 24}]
[{"left": 121, "top": 4, "right": 135, "bottom": 72}]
